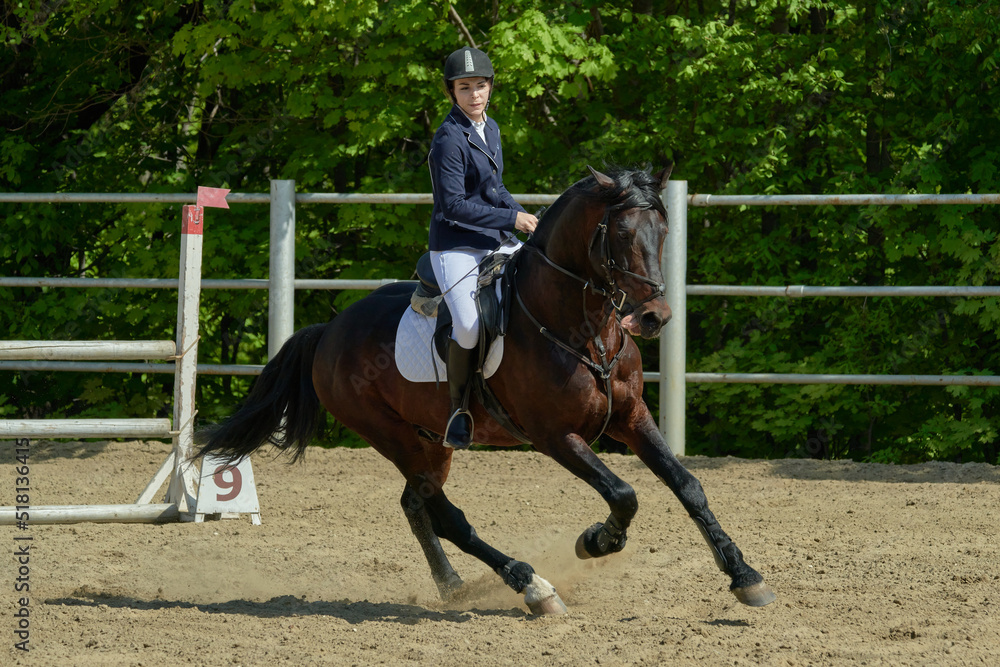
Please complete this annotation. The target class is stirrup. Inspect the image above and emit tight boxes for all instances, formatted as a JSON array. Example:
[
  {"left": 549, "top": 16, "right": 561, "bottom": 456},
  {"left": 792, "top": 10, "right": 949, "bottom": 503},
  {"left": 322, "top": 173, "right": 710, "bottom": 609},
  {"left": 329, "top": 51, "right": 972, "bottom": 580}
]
[{"left": 444, "top": 409, "right": 474, "bottom": 449}]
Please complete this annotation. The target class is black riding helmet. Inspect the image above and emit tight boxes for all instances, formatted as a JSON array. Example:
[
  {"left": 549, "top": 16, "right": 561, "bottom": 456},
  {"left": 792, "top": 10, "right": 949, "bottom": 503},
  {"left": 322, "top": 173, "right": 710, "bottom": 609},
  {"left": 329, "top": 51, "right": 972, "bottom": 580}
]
[{"left": 443, "top": 47, "right": 495, "bottom": 107}]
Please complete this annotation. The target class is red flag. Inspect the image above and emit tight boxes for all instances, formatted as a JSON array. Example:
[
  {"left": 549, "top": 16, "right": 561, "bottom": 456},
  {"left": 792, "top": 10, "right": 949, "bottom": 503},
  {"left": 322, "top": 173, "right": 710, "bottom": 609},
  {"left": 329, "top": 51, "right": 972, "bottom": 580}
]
[{"left": 197, "top": 186, "right": 230, "bottom": 209}]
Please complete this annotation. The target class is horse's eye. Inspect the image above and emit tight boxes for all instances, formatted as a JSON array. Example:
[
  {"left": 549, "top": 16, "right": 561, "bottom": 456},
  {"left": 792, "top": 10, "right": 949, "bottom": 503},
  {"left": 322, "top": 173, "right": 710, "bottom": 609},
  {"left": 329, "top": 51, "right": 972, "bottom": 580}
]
[{"left": 617, "top": 230, "right": 630, "bottom": 240}]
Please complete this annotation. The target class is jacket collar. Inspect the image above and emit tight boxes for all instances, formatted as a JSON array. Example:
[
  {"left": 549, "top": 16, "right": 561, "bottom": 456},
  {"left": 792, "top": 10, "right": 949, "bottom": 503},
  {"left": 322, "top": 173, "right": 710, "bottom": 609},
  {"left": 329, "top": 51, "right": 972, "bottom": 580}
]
[{"left": 447, "top": 105, "right": 495, "bottom": 156}]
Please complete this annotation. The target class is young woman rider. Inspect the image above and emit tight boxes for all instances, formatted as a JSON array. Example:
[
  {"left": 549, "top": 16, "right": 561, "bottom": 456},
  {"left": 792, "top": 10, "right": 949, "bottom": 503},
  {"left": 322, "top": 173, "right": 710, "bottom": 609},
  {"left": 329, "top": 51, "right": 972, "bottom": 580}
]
[{"left": 427, "top": 46, "right": 538, "bottom": 449}]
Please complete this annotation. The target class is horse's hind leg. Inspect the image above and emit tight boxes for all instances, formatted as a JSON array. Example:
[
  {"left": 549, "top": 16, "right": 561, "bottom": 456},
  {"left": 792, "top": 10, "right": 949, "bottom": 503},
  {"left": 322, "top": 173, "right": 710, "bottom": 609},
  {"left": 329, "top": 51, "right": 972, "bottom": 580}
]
[
  {"left": 351, "top": 417, "right": 565, "bottom": 614},
  {"left": 400, "top": 483, "right": 463, "bottom": 599},
  {"left": 416, "top": 480, "right": 567, "bottom": 615},
  {"left": 364, "top": 423, "right": 465, "bottom": 600}
]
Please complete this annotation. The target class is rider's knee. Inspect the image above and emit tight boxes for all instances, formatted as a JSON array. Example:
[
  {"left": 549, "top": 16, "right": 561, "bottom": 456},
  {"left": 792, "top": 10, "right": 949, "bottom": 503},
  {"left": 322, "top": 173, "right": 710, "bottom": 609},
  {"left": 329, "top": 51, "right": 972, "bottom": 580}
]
[{"left": 452, "top": 323, "right": 479, "bottom": 350}]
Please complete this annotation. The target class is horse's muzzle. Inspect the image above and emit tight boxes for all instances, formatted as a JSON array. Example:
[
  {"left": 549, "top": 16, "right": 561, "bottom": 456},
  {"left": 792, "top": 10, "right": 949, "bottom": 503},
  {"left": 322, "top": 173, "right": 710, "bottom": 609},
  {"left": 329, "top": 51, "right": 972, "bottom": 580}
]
[{"left": 621, "top": 300, "right": 672, "bottom": 339}]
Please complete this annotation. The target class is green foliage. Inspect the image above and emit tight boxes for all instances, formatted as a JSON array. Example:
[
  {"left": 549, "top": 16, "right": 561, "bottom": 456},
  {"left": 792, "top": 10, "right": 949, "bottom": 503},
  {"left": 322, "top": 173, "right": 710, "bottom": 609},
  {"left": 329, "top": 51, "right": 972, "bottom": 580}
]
[{"left": 2, "top": 0, "right": 999, "bottom": 464}]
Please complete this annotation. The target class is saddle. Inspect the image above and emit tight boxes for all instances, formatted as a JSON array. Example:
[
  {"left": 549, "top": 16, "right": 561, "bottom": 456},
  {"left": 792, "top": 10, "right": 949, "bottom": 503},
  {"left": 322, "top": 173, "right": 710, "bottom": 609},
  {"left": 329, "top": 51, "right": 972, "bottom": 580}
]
[
  {"left": 411, "top": 251, "right": 512, "bottom": 362},
  {"left": 410, "top": 251, "right": 530, "bottom": 443}
]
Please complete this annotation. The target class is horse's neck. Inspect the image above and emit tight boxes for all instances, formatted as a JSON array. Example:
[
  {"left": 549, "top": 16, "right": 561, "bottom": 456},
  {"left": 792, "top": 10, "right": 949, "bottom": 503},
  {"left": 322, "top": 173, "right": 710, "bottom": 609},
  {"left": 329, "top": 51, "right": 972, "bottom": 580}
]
[
  {"left": 526, "top": 197, "right": 617, "bottom": 338},
  {"left": 518, "top": 245, "right": 616, "bottom": 349},
  {"left": 539, "top": 197, "right": 597, "bottom": 273}
]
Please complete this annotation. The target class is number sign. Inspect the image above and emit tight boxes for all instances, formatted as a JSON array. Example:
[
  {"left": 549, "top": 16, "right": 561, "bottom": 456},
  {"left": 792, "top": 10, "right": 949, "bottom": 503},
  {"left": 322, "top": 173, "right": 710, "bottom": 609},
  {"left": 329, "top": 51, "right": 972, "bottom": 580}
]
[{"left": 195, "top": 454, "right": 261, "bottom": 524}]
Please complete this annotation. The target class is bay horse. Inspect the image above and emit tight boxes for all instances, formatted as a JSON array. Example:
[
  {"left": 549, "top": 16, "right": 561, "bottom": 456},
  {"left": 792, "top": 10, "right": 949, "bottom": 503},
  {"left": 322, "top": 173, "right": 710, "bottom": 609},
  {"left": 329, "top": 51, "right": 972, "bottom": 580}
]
[{"left": 196, "top": 166, "right": 776, "bottom": 614}]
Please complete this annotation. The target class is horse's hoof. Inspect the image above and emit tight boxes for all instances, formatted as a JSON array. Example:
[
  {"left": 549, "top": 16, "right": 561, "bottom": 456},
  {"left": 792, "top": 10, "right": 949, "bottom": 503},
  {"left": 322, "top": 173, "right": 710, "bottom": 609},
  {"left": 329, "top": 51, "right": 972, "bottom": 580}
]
[
  {"left": 575, "top": 532, "right": 592, "bottom": 560},
  {"left": 523, "top": 574, "right": 568, "bottom": 615},
  {"left": 436, "top": 575, "right": 465, "bottom": 601},
  {"left": 528, "top": 594, "right": 568, "bottom": 616},
  {"left": 574, "top": 523, "right": 602, "bottom": 559},
  {"left": 732, "top": 581, "right": 777, "bottom": 607}
]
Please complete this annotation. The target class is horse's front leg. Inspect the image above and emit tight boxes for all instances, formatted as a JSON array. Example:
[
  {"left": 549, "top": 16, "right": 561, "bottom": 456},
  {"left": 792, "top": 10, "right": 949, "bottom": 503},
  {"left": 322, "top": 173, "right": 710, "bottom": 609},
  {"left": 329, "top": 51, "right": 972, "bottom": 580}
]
[
  {"left": 615, "top": 413, "right": 777, "bottom": 607},
  {"left": 538, "top": 433, "right": 639, "bottom": 559}
]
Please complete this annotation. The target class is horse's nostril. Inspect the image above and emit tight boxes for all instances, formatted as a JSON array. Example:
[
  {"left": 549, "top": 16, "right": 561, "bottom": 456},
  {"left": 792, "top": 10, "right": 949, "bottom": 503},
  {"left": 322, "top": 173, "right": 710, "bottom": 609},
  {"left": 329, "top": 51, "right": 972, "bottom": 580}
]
[{"left": 641, "top": 311, "right": 663, "bottom": 332}]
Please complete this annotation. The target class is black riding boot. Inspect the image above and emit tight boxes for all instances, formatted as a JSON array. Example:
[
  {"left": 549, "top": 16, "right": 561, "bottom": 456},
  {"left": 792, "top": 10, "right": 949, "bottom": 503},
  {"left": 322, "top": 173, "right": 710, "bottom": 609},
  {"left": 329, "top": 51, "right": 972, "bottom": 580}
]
[{"left": 444, "top": 340, "right": 476, "bottom": 449}]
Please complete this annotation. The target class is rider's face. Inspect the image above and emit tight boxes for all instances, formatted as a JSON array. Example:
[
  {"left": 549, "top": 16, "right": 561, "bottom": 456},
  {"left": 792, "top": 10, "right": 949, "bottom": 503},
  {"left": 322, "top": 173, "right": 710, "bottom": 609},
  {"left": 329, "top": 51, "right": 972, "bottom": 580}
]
[{"left": 452, "top": 77, "right": 491, "bottom": 122}]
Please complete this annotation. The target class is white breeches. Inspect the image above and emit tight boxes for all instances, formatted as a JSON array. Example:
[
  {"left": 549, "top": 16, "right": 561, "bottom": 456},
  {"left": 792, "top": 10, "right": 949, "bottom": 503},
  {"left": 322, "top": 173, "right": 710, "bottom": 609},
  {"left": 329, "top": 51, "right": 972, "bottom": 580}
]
[{"left": 431, "top": 240, "right": 521, "bottom": 350}]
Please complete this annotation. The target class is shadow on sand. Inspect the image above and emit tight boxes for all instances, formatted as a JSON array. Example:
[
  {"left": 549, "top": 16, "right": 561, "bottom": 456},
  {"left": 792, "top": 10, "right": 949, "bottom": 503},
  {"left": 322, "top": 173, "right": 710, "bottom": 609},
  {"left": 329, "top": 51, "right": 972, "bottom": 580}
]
[{"left": 46, "top": 589, "right": 530, "bottom": 625}]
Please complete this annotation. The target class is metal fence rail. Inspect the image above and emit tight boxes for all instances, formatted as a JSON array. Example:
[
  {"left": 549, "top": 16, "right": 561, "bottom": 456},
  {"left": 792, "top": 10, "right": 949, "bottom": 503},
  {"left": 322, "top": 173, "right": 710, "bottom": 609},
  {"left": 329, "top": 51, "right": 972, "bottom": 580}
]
[
  {"left": 688, "top": 285, "right": 1000, "bottom": 297},
  {"left": 689, "top": 193, "right": 1000, "bottom": 206},
  {"left": 660, "top": 183, "right": 1000, "bottom": 455},
  {"left": 686, "top": 373, "right": 1000, "bottom": 386},
  {"left": 3, "top": 185, "right": 999, "bottom": 456}
]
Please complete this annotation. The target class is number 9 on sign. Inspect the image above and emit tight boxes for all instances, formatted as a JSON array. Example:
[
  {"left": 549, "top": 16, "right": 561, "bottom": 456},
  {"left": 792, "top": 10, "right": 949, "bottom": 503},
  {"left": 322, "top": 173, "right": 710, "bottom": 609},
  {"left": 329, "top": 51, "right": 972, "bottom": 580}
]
[
  {"left": 213, "top": 464, "right": 242, "bottom": 501},
  {"left": 196, "top": 454, "right": 261, "bottom": 521}
]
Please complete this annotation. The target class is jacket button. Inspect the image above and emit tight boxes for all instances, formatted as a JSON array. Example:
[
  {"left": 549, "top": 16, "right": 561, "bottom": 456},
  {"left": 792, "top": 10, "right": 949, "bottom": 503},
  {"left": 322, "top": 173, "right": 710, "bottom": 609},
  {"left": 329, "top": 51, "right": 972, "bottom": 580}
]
[{"left": 492, "top": 169, "right": 497, "bottom": 174}]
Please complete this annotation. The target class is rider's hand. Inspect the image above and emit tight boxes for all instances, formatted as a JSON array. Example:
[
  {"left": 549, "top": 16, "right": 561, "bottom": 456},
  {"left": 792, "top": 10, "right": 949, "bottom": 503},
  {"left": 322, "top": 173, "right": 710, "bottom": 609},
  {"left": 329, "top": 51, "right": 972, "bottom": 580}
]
[{"left": 515, "top": 211, "right": 538, "bottom": 234}]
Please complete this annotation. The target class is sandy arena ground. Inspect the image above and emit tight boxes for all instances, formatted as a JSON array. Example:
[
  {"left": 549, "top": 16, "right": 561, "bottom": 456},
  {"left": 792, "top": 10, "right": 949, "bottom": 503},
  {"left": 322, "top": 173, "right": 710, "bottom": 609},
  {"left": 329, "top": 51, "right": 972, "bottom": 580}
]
[{"left": 2, "top": 439, "right": 999, "bottom": 666}]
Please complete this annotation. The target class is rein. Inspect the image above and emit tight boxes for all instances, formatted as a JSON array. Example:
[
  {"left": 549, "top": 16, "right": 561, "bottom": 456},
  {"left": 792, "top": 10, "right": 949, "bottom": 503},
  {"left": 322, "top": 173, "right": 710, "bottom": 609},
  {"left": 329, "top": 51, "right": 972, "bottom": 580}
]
[{"left": 513, "top": 253, "right": 629, "bottom": 382}]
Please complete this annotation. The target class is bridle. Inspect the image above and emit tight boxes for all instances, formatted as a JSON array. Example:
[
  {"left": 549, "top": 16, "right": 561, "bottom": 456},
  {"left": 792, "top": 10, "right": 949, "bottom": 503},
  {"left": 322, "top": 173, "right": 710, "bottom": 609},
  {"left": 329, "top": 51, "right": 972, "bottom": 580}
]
[
  {"left": 511, "top": 193, "right": 667, "bottom": 443},
  {"left": 585, "top": 202, "right": 667, "bottom": 313},
  {"left": 522, "top": 196, "right": 667, "bottom": 319}
]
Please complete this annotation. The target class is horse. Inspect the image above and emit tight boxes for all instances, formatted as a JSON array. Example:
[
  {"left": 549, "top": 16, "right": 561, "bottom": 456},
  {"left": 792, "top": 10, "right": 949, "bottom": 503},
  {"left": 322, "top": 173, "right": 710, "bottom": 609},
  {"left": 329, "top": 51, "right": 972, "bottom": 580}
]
[{"left": 195, "top": 165, "right": 776, "bottom": 615}]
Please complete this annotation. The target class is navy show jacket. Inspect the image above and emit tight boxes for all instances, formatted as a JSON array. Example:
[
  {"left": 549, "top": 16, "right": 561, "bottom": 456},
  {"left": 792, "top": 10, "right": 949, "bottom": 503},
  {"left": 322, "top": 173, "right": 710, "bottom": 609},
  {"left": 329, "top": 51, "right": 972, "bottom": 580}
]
[{"left": 427, "top": 105, "right": 526, "bottom": 251}]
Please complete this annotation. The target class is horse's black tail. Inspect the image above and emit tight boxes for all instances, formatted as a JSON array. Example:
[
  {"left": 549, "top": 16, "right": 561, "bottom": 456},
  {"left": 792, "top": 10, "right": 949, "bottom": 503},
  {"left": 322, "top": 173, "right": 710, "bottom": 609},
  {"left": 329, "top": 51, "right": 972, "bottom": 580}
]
[{"left": 193, "top": 322, "right": 328, "bottom": 465}]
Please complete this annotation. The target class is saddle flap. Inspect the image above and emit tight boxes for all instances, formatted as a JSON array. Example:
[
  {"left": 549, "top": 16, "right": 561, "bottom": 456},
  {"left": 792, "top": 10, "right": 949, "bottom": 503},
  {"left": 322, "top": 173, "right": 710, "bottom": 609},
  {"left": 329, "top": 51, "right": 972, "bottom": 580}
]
[{"left": 474, "top": 251, "right": 517, "bottom": 348}]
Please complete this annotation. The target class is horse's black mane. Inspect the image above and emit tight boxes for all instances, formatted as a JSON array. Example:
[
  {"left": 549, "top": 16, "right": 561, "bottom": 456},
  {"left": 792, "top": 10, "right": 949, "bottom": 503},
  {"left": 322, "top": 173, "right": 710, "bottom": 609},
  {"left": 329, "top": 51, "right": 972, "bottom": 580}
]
[{"left": 530, "top": 166, "right": 666, "bottom": 249}]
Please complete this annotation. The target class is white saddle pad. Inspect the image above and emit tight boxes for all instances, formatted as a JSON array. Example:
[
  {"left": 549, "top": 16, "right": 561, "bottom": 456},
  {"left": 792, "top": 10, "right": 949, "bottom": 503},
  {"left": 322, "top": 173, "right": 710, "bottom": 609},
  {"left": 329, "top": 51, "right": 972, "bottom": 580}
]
[{"left": 395, "top": 305, "right": 504, "bottom": 383}]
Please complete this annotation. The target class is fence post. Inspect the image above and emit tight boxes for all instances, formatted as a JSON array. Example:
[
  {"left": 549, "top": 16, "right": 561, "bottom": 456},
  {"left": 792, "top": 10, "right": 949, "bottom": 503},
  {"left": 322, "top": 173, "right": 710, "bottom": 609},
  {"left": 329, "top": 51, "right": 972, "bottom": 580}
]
[
  {"left": 166, "top": 204, "right": 204, "bottom": 517},
  {"left": 660, "top": 180, "right": 687, "bottom": 456},
  {"left": 269, "top": 179, "right": 296, "bottom": 358}
]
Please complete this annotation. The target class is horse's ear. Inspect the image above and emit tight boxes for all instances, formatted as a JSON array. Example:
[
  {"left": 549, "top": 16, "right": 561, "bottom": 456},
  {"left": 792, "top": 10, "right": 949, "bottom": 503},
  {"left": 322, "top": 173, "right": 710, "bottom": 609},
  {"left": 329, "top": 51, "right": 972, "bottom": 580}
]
[
  {"left": 654, "top": 162, "right": 674, "bottom": 191},
  {"left": 587, "top": 165, "right": 615, "bottom": 190}
]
